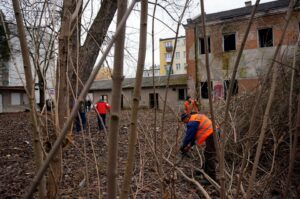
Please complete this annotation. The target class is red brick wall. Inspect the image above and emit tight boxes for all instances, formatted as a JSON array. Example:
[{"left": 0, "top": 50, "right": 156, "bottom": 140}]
[
  {"left": 186, "top": 27, "right": 196, "bottom": 80},
  {"left": 185, "top": 11, "right": 300, "bottom": 82}
]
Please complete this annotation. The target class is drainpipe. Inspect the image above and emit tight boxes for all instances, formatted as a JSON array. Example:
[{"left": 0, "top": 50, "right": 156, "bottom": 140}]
[{"left": 194, "top": 24, "right": 200, "bottom": 103}]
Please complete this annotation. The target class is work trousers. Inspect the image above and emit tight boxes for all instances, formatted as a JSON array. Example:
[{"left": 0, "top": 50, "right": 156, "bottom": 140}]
[
  {"left": 75, "top": 112, "right": 86, "bottom": 133},
  {"left": 97, "top": 114, "right": 106, "bottom": 130},
  {"left": 204, "top": 134, "right": 217, "bottom": 180}
]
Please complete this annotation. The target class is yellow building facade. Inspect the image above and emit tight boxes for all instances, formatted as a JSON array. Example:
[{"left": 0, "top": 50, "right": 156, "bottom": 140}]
[{"left": 159, "top": 36, "right": 186, "bottom": 75}]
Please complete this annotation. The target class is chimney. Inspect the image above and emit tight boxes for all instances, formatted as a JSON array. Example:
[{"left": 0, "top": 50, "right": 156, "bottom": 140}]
[{"left": 245, "top": 1, "right": 252, "bottom": 7}]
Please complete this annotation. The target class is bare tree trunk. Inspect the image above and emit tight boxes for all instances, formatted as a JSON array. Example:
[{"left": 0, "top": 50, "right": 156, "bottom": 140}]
[
  {"left": 245, "top": 1, "right": 297, "bottom": 198},
  {"left": 107, "top": 0, "right": 127, "bottom": 198},
  {"left": 199, "top": 0, "right": 220, "bottom": 196},
  {"left": 151, "top": 0, "right": 158, "bottom": 159},
  {"left": 160, "top": 1, "right": 190, "bottom": 196},
  {"left": 209, "top": 0, "right": 261, "bottom": 197},
  {"left": 24, "top": 1, "right": 137, "bottom": 197},
  {"left": 11, "top": 0, "right": 46, "bottom": 198},
  {"left": 120, "top": 1, "right": 147, "bottom": 198},
  {"left": 78, "top": 0, "right": 117, "bottom": 87}
]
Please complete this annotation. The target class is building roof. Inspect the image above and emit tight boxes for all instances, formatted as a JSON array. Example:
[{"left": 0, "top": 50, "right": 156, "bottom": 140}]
[
  {"left": 159, "top": 36, "right": 185, "bottom": 41},
  {"left": 0, "top": 86, "right": 26, "bottom": 91},
  {"left": 90, "top": 74, "right": 187, "bottom": 91},
  {"left": 185, "top": 0, "right": 300, "bottom": 26}
]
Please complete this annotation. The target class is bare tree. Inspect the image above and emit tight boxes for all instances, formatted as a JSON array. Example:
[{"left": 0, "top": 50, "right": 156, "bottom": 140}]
[
  {"left": 120, "top": 0, "right": 147, "bottom": 198},
  {"left": 197, "top": 0, "right": 228, "bottom": 198},
  {"left": 11, "top": 0, "right": 46, "bottom": 198}
]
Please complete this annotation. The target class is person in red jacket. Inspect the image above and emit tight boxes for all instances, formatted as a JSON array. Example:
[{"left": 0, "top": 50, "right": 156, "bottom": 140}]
[{"left": 95, "top": 99, "right": 111, "bottom": 130}]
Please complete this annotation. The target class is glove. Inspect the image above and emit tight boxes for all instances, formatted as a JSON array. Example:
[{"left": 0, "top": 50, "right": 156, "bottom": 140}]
[{"left": 180, "top": 144, "right": 190, "bottom": 154}]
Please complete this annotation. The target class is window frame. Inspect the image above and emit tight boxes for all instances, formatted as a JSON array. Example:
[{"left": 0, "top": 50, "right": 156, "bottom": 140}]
[
  {"left": 11, "top": 92, "right": 21, "bottom": 105},
  {"left": 164, "top": 41, "right": 172, "bottom": 48},
  {"left": 258, "top": 27, "right": 273, "bottom": 48},
  {"left": 223, "top": 33, "right": 236, "bottom": 52},
  {"left": 175, "top": 52, "right": 180, "bottom": 59},
  {"left": 199, "top": 36, "right": 211, "bottom": 54},
  {"left": 178, "top": 88, "right": 187, "bottom": 100}
]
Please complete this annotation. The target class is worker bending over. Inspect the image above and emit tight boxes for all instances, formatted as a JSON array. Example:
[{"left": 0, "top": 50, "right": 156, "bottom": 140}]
[{"left": 180, "top": 113, "right": 217, "bottom": 182}]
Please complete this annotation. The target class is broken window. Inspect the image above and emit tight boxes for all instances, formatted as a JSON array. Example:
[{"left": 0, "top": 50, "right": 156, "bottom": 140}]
[
  {"left": 258, "top": 28, "right": 273, "bottom": 47},
  {"left": 199, "top": 37, "right": 211, "bottom": 54},
  {"left": 178, "top": 88, "right": 187, "bottom": 100},
  {"left": 149, "top": 93, "right": 159, "bottom": 108},
  {"left": 223, "top": 33, "right": 236, "bottom": 52},
  {"left": 223, "top": 80, "right": 238, "bottom": 99},
  {"left": 201, "top": 81, "right": 212, "bottom": 99}
]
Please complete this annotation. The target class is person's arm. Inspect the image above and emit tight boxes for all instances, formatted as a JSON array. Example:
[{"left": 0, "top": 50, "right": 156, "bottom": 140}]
[
  {"left": 106, "top": 103, "right": 111, "bottom": 111},
  {"left": 180, "top": 121, "right": 199, "bottom": 152}
]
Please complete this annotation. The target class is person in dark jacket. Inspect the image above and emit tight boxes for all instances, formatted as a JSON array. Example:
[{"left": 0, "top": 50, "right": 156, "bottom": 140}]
[
  {"left": 95, "top": 99, "right": 111, "bottom": 130},
  {"left": 74, "top": 99, "right": 86, "bottom": 133}
]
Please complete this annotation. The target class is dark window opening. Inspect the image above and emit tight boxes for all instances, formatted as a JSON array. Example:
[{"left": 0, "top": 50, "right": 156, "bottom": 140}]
[
  {"left": 178, "top": 88, "right": 187, "bottom": 100},
  {"left": 149, "top": 93, "right": 159, "bottom": 109},
  {"left": 199, "top": 37, "right": 211, "bottom": 54},
  {"left": 201, "top": 82, "right": 212, "bottom": 99},
  {"left": 223, "top": 33, "right": 236, "bottom": 52},
  {"left": 258, "top": 28, "right": 273, "bottom": 47},
  {"left": 224, "top": 80, "right": 238, "bottom": 99}
]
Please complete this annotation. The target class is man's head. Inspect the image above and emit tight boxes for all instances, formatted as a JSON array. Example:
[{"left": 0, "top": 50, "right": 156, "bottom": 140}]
[
  {"left": 186, "top": 96, "right": 191, "bottom": 101},
  {"left": 180, "top": 113, "right": 191, "bottom": 123}
]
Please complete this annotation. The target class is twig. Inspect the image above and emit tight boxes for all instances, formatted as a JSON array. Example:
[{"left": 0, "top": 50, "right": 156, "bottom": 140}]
[{"left": 164, "top": 157, "right": 212, "bottom": 199}]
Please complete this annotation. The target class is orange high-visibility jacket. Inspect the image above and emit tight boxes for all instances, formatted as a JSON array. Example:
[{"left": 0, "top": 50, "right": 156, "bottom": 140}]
[
  {"left": 189, "top": 114, "right": 213, "bottom": 145},
  {"left": 184, "top": 99, "right": 199, "bottom": 114}
]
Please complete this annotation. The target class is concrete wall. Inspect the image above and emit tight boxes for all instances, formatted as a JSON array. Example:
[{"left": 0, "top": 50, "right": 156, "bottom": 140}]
[
  {"left": 185, "top": 11, "right": 300, "bottom": 100},
  {"left": 92, "top": 86, "right": 187, "bottom": 112}
]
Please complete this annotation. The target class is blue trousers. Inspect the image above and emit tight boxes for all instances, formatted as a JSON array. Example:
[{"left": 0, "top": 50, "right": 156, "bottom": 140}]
[{"left": 75, "top": 112, "right": 86, "bottom": 132}]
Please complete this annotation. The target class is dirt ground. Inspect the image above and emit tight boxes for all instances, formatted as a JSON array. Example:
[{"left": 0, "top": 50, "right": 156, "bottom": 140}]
[
  {"left": 1, "top": 110, "right": 217, "bottom": 199},
  {"left": 0, "top": 109, "right": 297, "bottom": 199}
]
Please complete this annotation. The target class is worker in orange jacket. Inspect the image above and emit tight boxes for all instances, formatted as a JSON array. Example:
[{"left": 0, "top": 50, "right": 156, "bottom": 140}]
[
  {"left": 183, "top": 96, "right": 199, "bottom": 114},
  {"left": 95, "top": 99, "right": 111, "bottom": 130},
  {"left": 180, "top": 113, "right": 217, "bottom": 183}
]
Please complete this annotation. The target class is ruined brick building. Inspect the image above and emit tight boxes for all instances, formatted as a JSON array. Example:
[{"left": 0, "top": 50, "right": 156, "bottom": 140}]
[{"left": 184, "top": 0, "right": 300, "bottom": 104}]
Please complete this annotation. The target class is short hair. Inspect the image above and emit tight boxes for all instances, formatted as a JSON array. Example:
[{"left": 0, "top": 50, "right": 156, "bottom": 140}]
[
  {"left": 186, "top": 96, "right": 191, "bottom": 100},
  {"left": 180, "top": 113, "right": 190, "bottom": 121}
]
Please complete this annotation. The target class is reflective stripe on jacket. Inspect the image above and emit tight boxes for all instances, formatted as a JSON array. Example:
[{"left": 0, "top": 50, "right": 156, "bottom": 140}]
[
  {"left": 184, "top": 99, "right": 199, "bottom": 114},
  {"left": 189, "top": 114, "right": 213, "bottom": 145}
]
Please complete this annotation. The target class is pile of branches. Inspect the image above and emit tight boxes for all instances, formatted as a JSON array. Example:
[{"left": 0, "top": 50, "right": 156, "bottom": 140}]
[{"left": 214, "top": 69, "right": 299, "bottom": 198}]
